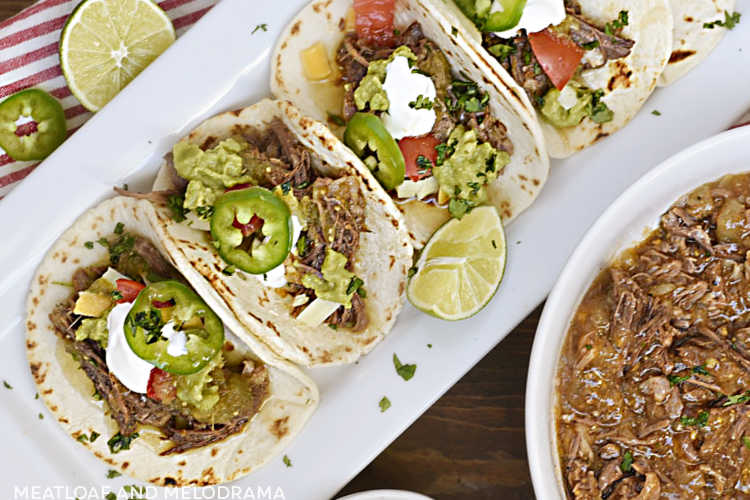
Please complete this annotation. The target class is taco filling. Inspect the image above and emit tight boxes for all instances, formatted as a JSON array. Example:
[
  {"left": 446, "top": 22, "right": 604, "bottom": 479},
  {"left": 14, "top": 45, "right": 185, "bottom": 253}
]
[
  {"left": 461, "top": 0, "right": 635, "bottom": 128},
  {"left": 333, "top": 14, "right": 513, "bottom": 218},
  {"left": 161, "top": 119, "right": 370, "bottom": 332},
  {"left": 48, "top": 227, "right": 270, "bottom": 455}
]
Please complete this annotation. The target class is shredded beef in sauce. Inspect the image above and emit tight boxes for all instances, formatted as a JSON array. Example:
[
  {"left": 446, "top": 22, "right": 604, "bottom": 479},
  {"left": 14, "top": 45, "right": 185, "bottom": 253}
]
[
  {"left": 557, "top": 174, "right": 750, "bottom": 499},
  {"left": 49, "top": 241, "right": 270, "bottom": 455}
]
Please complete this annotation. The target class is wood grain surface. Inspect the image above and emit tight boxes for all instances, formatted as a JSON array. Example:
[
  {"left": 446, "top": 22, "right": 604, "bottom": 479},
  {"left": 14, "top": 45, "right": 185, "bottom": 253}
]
[{"left": 0, "top": 2, "right": 541, "bottom": 498}]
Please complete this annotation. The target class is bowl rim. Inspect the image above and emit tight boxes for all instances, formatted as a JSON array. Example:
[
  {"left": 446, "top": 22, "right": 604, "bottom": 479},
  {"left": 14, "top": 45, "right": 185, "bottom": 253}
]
[{"left": 524, "top": 125, "right": 750, "bottom": 499}]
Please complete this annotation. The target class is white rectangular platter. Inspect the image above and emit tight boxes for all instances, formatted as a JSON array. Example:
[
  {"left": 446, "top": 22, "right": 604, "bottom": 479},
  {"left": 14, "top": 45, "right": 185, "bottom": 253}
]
[{"left": 0, "top": 0, "right": 748, "bottom": 498}]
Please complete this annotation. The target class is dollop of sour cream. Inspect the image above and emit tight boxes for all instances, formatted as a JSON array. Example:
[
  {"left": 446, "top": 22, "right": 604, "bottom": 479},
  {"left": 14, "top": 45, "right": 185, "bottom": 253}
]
[
  {"left": 161, "top": 321, "right": 189, "bottom": 357},
  {"left": 255, "top": 215, "right": 304, "bottom": 288},
  {"left": 382, "top": 56, "right": 437, "bottom": 140},
  {"left": 490, "top": 0, "right": 565, "bottom": 38},
  {"left": 106, "top": 302, "right": 154, "bottom": 393}
]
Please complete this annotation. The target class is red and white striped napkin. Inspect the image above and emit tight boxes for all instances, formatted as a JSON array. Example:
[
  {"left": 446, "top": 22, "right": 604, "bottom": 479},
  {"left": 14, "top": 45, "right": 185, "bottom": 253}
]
[{"left": 0, "top": 0, "right": 217, "bottom": 198}]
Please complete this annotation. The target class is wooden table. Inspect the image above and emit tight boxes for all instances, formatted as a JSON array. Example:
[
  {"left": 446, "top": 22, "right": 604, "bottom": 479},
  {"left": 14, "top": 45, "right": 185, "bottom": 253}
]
[{"left": 0, "top": 2, "right": 541, "bottom": 497}]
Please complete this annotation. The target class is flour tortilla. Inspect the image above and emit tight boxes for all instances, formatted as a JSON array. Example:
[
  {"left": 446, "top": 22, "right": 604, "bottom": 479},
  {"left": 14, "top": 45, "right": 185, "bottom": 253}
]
[
  {"left": 658, "top": 0, "right": 735, "bottom": 86},
  {"left": 26, "top": 196, "right": 318, "bottom": 486},
  {"left": 271, "top": 0, "right": 549, "bottom": 246},
  {"left": 151, "top": 99, "right": 413, "bottom": 366},
  {"left": 427, "top": 0, "right": 673, "bottom": 158}
]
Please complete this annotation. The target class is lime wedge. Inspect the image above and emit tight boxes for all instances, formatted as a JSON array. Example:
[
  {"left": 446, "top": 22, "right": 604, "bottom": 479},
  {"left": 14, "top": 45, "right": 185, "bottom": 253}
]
[
  {"left": 59, "top": 0, "right": 175, "bottom": 112},
  {"left": 407, "top": 206, "right": 506, "bottom": 320}
]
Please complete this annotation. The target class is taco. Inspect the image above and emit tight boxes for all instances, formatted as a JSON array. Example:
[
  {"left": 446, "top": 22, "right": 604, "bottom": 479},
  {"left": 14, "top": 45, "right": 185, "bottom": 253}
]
[
  {"left": 433, "top": 0, "right": 673, "bottom": 157},
  {"left": 26, "top": 196, "right": 318, "bottom": 486},
  {"left": 659, "top": 0, "right": 737, "bottom": 86},
  {"left": 139, "top": 99, "right": 412, "bottom": 367},
  {"left": 271, "top": 0, "right": 549, "bottom": 247}
]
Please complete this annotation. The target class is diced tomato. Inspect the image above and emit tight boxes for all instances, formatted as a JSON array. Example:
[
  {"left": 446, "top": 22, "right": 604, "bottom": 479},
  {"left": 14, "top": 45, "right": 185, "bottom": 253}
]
[
  {"left": 225, "top": 183, "right": 253, "bottom": 192},
  {"left": 115, "top": 279, "right": 145, "bottom": 303},
  {"left": 527, "top": 28, "right": 584, "bottom": 91},
  {"left": 233, "top": 214, "right": 264, "bottom": 238},
  {"left": 152, "top": 299, "right": 175, "bottom": 308},
  {"left": 398, "top": 135, "right": 441, "bottom": 182},
  {"left": 354, "top": 0, "right": 395, "bottom": 46},
  {"left": 146, "top": 368, "right": 176, "bottom": 403}
]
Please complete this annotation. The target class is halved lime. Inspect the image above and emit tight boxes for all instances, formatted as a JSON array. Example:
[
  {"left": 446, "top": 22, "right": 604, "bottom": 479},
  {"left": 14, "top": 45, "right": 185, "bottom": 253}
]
[
  {"left": 59, "top": 0, "right": 175, "bottom": 112},
  {"left": 407, "top": 206, "right": 506, "bottom": 320}
]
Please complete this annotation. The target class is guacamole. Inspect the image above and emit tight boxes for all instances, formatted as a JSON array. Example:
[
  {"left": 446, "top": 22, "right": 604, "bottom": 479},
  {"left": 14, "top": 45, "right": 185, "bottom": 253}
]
[
  {"left": 433, "top": 125, "right": 508, "bottom": 217},
  {"left": 354, "top": 46, "right": 417, "bottom": 112},
  {"left": 301, "top": 248, "right": 356, "bottom": 307},
  {"left": 540, "top": 82, "right": 614, "bottom": 128},
  {"left": 173, "top": 138, "right": 256, "bottom": 210},
  {"left": 176, "top": 352, "right": 223, "bottom": 413},
  {"left": 75, "top": 317, "right": 109, "bottom": 347}
]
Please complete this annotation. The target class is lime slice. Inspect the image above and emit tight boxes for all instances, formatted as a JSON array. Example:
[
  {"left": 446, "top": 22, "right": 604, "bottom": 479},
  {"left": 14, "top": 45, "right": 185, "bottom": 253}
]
[
  {"left": 407, "top": 206, "right": 506, "bottom": 320},
  {"left": 59, "top": 0, "right": 175, "bottom": 112}
]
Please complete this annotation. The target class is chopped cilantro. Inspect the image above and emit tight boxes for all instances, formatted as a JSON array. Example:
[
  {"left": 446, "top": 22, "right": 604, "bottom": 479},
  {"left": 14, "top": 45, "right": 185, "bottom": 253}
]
[
  {"left": 84, "top": 241, "right": 94, "bottom": 249},
  {"left": 668, "top": 373, "right": 690, "bottom": 386},
  {"left": 680, "top": 411, "right": 709, "bottom": 426},
  {"left": 393, "top": 353, "right": 417, "bottom": 381},
  {"left": 105, "top": 493, "right": 117, "bottom": 500},
  {"left": 704, "top": 11, "right": 741, "bottom": 29},
  {"left": 106, "top": 469, "right": 121, "bottom": 479},
  {"left": 409, "top": 94, "right": 434, "bottom": 110},
  {"left": 605, "top": 10, "right": 629, "bottom": 36},
  {"left": 3, "top": 380, "right": 11, "bottom": 390},
  {"left": 584, "top": 344, "right": 593, "bottom": 350},
  {"left": 408, "top": 266, "right": 418, "bottom": 279},
  {"left": 128, "top": 310, "right": 163, "bottom": 344},
  {"left": 620, "top": 451, "right": 633, "bottom": 472},
  {"left": 451, "top": 26, "right": 458, "bottom": 36},
  {"left": 582, "top": 40, "right": 600, "bottom": 50},
  {"left": 693, "top": 365, "right": 710, "bottom": 376},
  {"left": 379, "top": 396, "right": 391, "bottom": 412},
  {"left": 195, "top": 206, "right": 214, "bottom": 219},
  {"left": 427, "top": 344, "right": 432, "bottom": 348},
  {"left": 252, "top": 23, "right": 268, "bottom": 34},
  {"left": 166, "top": 194, "right": 188, "bottom": 222},
  {"left": 108, "top": 233, "right": 135, "bottom": 266},
  {"left": 90, "top": 430, "right": 100, "bottom": 442},
  {"left": 283, "top": 455, "right": 292, "bottom": 467},
  {"left": 724, "top": 392, "right": 750, "bottom": 407},
  {"left": 34, "top": 392, "right": 39, "bottom": 399},
  {"left": 416, "top": 155, "right": 433, "bottom": 174},
  {"left": 38, "top": 413, "right": 43, "bottom": 420},
  {"left": 111, "top": 290, "right": 124, "bottom": 301},
  {"left": 347, "top": 276, "right": 365, "bottom": 295},
  {"left": 491, "top": 239, "right": 497, "bottom": 249},
  {"left": 114, "top": 222, "right": 124, "bottom": 234},
  {"left": 434, "top": 142, "right": 455, "bottom": 166},
  {"left": 590, "top": 89, "right": 613, "bottom": 123},
  {"left": 107, "top": 432, "right": 139, "bottom": 453},
  {"left": 77, "top": 434, "right": 88, "bottom": 443},
  {"left": 651, "top": 110, "right": 661, "bottom": 116},
  {"left": 328, "top": 323, "right": 338, "bottom": 330}
]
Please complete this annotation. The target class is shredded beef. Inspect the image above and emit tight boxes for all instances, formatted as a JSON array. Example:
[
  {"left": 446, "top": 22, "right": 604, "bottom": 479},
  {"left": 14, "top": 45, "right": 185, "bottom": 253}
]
[
  {"left": 566, "top": 10, "right": 635, "bottom": 64},
  {"left": 557, "top": 173, "right": 750, "bottom": 499},
  {"left": 485, "top": 32, "right": 552, "bottom": 103}
]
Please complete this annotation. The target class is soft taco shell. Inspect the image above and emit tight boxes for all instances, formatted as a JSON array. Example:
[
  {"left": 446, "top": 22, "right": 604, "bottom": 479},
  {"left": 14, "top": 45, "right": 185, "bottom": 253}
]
[
  {"left": 151, "top": 99, "right": 413, "bottom": 366},
  {"left": 271, "top": 0, "right": 549, "bottom": 246},
  {"left": 428, "top": 0, "right": 673, "bottom": 158},
  {"left": 26, "top": 196, "right": 318, "bottom": 486},
  {"left": 658, "top": 0, "right": 735, "bottom": 86}
]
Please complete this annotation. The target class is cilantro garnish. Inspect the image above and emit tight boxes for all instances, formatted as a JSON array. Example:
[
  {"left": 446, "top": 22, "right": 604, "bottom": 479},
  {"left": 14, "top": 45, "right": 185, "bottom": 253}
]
[
  {"left": 252, "top": 23, "right": 268, "bottom": 34},
  {"left": 590, "top": 89, "right": 613, "bottom": 124},
  {"left": 114, "top": 222, "right": 124, "bottom": 234},
  {"left": 84, "top": 241, "right": 94, "bottom": 249},
  {"left": 195, "top": 206, "right": 214, "bottom": 219},
  {"left": 128, "top": 310, "right": 163, "bottom": 344},
  {"left": 704, "top": 11, "right": 741, "bottom": 29},
  {"left": 393, "top": 353, "right": 417, "bottom": 381},
  {"left": 651, "top": 110, "right": 661, "bottom": 116},
  {"left": 724, "top": 392, "right": 750, "bottom": 407},
  {"left": 680, "top": 411, "right": 709, "bottom": 427},
  {"left": 408, "top": 94, "right": 433, "bottom": 110},
  {"left": 488, "top": 43, "right": 514, "bottom": 59},
  {"left": 106, "top": 469, "right": 121, "bottom": 479},
  {"left": 605, "top": 10, "right": 629, "bottom": 36},
  {"left": 620, "top": 451, "right": 633, "bottom": 472},
  {"left": 283, "top": 455, "right": 292, "bottom": 467},
  {"left": 582, "top": 40, "right": 600, "bottom": 50},
  {"left": 107, "top": 432, "right": 139, "bottom": 454},
  {"left": 379, "top": 396, "right": 391, "bottom": 412},
  {"left": 3, "top": 380, "right": 12, "bottom": 390},
  {"left": 166, "top": 194, "right": 188, "bottom": 222}
]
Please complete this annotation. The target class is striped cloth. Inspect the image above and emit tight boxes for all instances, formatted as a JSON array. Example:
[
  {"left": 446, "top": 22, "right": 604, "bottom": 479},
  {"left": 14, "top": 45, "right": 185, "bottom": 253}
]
[{"left": 0, "top": 0, "right": 217, "bottom": 198}]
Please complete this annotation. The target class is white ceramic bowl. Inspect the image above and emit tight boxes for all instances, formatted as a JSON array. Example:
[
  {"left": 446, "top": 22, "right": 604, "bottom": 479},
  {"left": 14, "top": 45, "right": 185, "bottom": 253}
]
[
  {"left": 525, "top": 125, "right": 750, "bottom": 498},
  {"left": 337, "top": 490, "right": 432, "bottom": 500}
]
